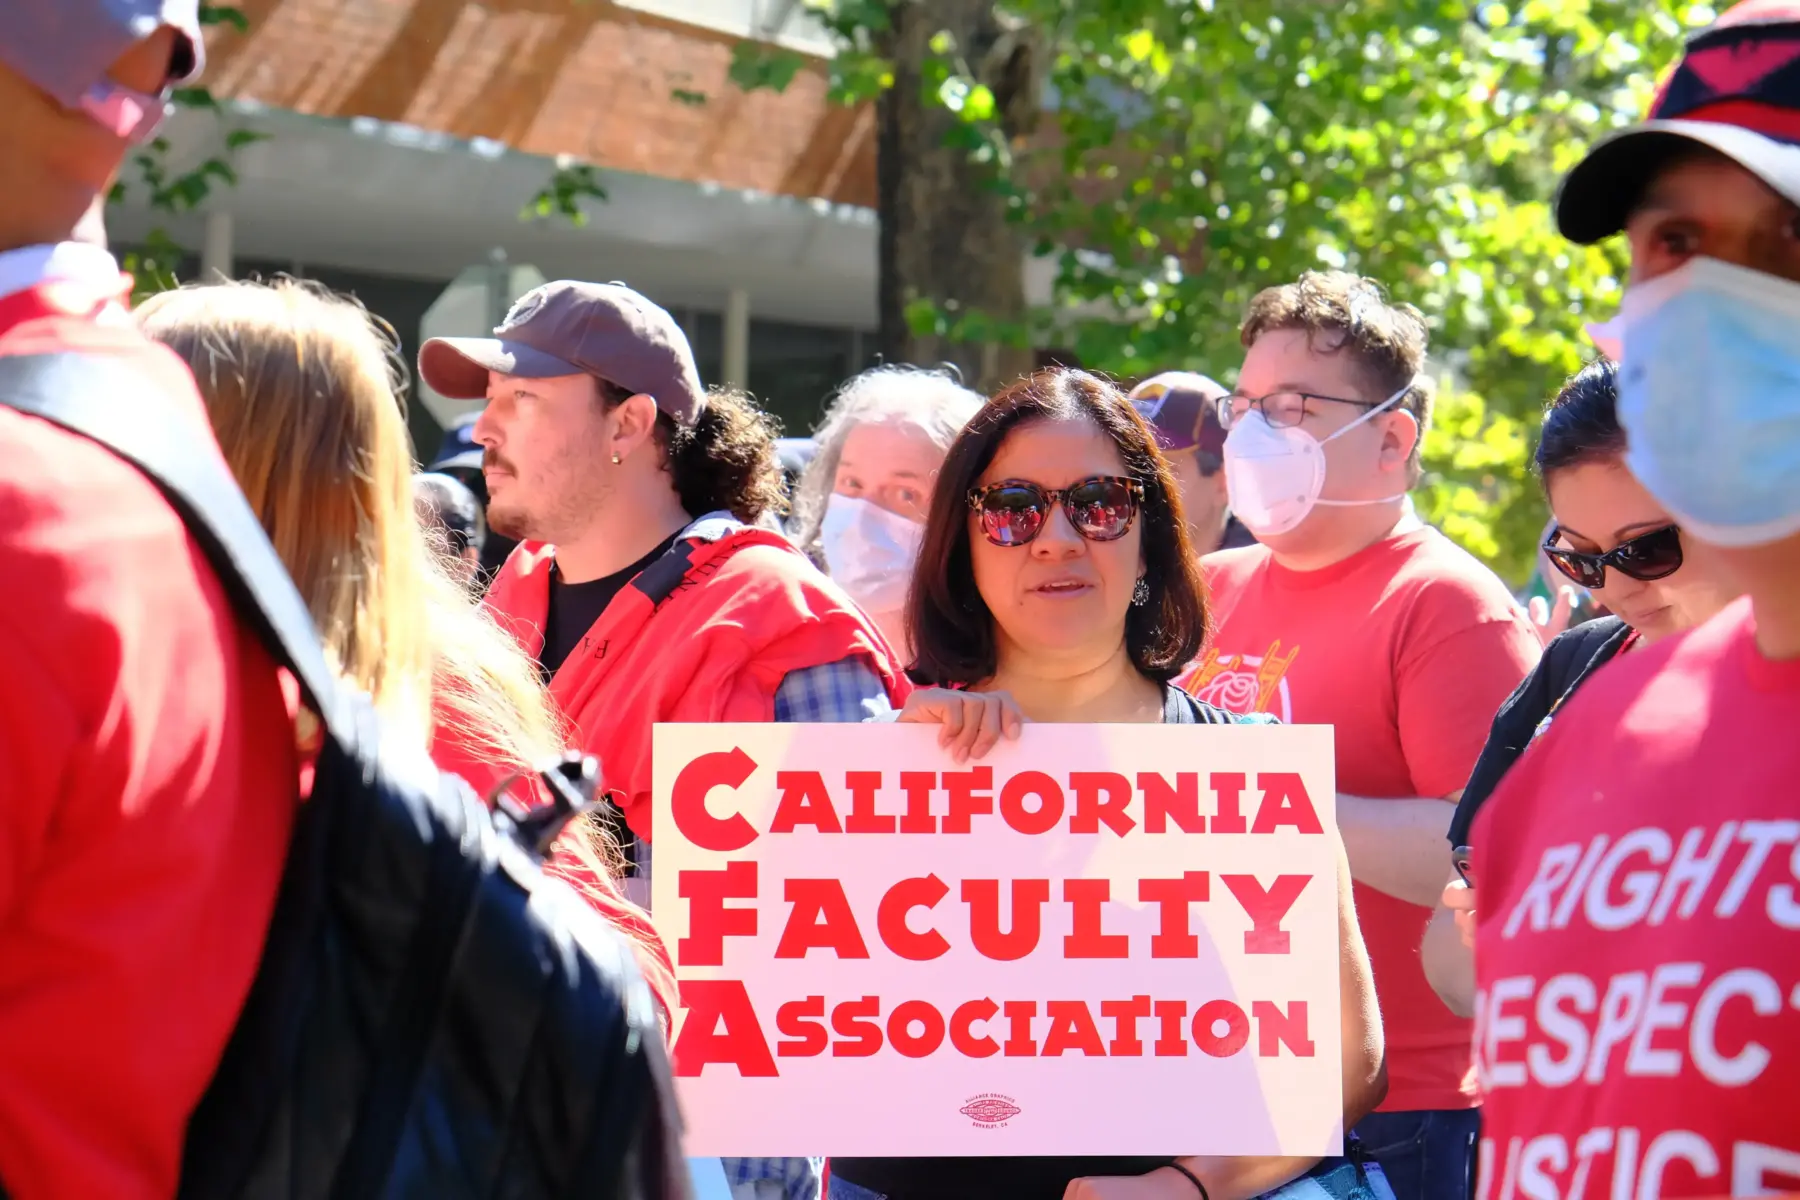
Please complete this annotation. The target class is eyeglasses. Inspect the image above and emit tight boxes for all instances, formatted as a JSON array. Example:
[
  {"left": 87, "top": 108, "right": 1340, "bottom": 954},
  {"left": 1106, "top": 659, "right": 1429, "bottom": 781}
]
[
  {"left": 967, "top": 475, "right": 1144, "bottom": 547},
  {"left": 1216, "top": 390, "right": 1384, "bottom": 430},
  {"left": 1542, "top": 524, "right": 1683, "bottom": 589}
]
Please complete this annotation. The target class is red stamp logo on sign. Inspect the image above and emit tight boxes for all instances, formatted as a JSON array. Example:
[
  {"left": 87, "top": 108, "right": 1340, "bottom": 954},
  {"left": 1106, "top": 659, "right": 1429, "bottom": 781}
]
[{"left": 961, "top": 1093, "right": 1021, "bottom": 1128}]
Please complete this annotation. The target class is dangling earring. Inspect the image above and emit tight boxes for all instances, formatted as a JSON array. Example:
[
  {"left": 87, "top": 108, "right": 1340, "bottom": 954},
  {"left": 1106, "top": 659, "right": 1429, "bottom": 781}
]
[
  {"left": 1131, "top": 576, "right": 1149, "bottom": 607},
  {"left": 611, "top": 453, "right": 622, "bottom": 465}
]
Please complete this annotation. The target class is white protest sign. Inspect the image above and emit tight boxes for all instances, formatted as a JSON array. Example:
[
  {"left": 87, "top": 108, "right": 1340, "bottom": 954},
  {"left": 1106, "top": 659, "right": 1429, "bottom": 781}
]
[{"left": 651, "top": 721, "right": 1341, "bottom": 1159}]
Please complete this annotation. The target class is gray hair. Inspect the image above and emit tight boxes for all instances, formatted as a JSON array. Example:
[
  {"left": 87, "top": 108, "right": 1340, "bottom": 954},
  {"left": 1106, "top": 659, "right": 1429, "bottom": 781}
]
[{"left": 790, "top": 365, "right": 986, "bottom": 565}]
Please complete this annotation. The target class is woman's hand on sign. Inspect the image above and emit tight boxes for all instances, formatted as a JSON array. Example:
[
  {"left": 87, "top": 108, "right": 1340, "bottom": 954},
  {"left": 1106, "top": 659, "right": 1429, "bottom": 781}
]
[
  {"left": 896, "top": 687, "right": 1024, "bottom": 762},
  {"left": 1442, "top": 878, "right": 1476, "bottom": 949}
]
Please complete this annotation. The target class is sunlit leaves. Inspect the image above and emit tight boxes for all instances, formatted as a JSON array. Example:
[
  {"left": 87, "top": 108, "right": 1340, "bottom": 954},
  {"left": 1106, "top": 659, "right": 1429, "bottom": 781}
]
[
  {"left": 522, "top": 159, "right": 609, "bottom": 226},
  {"left": 729, "top": 41, "right": 807, "bottom": 92},
  {"left": 713, "top": 0, "right": 1696, "bottom": 579},
  {"left": 999, "top": 0, "right": 1697, "bottom": 581}
]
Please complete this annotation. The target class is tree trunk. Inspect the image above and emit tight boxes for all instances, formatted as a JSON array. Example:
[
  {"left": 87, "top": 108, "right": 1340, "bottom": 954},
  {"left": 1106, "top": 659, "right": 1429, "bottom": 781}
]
[{"left": 877, "top": 0, "right": 1035, "bottom": 395}]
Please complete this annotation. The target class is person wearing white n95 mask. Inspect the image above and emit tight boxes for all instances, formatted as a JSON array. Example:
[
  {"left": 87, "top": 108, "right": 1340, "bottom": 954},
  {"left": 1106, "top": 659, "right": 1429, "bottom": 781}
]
[
  {"left": 819, "top": 494, "right": 923, "bottom": 614},
  {"left": 792, "top": 365, "right": 984, "bottom": 660},
  {"left": 1190, "top": 271, "right": 1540, "bottom": 1200},
  {"left": 1220, "top": 381, "right": 1414, "bottom": 537}
]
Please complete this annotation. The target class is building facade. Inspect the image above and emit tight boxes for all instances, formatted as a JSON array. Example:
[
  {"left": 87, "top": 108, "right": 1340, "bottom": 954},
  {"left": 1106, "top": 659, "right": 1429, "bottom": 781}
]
[{"left": 109, "top": 0, "right": 892, "bottom": 448}]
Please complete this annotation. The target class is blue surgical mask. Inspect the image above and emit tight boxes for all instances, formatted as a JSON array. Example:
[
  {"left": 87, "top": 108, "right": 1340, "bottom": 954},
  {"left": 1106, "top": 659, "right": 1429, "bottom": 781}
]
[{"left": 1618, "top": 256, "right": 1800, "bottom": 548}]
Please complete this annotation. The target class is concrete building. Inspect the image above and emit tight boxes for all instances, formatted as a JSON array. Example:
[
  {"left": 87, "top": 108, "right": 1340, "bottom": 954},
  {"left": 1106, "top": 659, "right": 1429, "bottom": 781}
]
[{"left": 108, "top": 0, "right": 893, "bottom": 449}]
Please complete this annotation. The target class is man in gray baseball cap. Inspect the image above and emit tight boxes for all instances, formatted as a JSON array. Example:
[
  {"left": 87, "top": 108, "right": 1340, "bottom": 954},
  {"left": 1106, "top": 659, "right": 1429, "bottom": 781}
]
[
  {"left": 421, "top": 289, "right": 904, "bottom": 809},
  {"left": 421, "top": 280, "right": 708, "bottom": 427},
  {"left": 421, "top": 284, "right": 909, "bottom": 1200},
  {"left": 418, "top": 280, "right": 717, "bottom": 583}
]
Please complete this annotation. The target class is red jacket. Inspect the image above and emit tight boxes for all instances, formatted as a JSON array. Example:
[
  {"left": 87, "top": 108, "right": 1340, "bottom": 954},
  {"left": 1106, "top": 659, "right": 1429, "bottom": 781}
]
[
  {"left": 0, "top": 271, "right": 299, "bottom": 1198},
  {"left": 486, "top": 516, "right": 911, "bottom": 842}
]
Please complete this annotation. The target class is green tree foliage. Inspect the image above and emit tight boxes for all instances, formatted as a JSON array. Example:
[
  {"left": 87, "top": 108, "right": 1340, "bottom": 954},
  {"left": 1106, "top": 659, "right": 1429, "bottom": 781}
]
[{"left": 734, "top": 1, "right": 1711, "bottom": 582}]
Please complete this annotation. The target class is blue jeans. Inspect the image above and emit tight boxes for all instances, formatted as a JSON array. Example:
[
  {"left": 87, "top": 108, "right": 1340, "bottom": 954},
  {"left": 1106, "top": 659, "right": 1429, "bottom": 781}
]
[{"left": 1351, "top": 1109, "right": 1480, "bottom": 1200}]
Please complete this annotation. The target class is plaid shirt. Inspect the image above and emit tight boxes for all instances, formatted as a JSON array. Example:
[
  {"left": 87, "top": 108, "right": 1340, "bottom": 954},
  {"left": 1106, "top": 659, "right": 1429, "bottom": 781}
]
[
  {"left": 772, "top": 656, "right": 895, "bottom": 723},
  {"left": 721, "top": 657, "right": 891, "bottom": 1200}
]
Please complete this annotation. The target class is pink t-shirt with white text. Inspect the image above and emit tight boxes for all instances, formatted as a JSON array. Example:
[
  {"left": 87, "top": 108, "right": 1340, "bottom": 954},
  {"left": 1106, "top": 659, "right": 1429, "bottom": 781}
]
[{"left": 1472, "top": 597, "right": 1800, "bottom": 1199}]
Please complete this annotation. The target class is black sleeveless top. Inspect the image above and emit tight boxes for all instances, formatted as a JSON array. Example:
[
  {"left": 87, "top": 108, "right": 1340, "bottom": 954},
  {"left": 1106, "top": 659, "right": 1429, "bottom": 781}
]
[{"left": 831, "top": 686, "right": 1253, "bottom": 1200}]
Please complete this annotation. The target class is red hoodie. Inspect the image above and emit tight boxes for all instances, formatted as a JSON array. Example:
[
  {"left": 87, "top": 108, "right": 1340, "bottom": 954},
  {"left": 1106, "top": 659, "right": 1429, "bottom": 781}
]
[
  {"left": 486, "top": 516, "right": 912, "bottom": 843},
  {"left": 0, "top": 265, "right": 299, "bottom": 1199}
]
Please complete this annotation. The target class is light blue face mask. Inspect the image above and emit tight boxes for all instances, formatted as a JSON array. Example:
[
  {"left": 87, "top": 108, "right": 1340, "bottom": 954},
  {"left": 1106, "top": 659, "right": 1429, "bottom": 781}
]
[{"left": 1618, "top": 256, "right": 1800, "bottom": 548}]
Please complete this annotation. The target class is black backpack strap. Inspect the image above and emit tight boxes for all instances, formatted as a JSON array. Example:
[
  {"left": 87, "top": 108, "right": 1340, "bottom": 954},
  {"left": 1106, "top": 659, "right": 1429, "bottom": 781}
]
[
  {"left": 0, "top": 351, "right": 342, "bottom": 723},
  {"left": 1542, "top": 615, "right": 1632, "bottom": 700}
]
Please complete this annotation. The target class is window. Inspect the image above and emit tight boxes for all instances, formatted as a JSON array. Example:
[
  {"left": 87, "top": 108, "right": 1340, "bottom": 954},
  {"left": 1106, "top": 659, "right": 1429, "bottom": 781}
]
[{"left": 747, "top": 318, "right": 858, "bottom": 436}]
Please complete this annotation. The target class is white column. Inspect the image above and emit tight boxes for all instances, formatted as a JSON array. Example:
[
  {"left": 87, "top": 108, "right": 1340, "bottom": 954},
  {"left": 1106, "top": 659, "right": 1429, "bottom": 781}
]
[
  {"left": 486, "top": 247, "right": 511, "bottom": 329},
  {"left": 200, "top": 210, "right": 234, "bottom": 280},
  {"left": 722, "top": 287, "right": 751, "bottom": 390}
]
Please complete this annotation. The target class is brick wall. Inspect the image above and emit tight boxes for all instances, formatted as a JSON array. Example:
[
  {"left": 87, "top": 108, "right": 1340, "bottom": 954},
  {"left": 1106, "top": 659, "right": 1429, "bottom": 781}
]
[{"left": 202, "top": 0, "right": 878, "bottom": 208}]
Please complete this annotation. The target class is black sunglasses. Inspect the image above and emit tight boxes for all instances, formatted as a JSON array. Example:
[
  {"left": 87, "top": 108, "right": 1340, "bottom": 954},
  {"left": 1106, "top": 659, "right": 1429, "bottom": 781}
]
[
  {"left": 967, "top": 475, "right": 1144, "bottom": 547},
  {"left": 1543, "top": 524, "right": 1683, "bottom": 590}
]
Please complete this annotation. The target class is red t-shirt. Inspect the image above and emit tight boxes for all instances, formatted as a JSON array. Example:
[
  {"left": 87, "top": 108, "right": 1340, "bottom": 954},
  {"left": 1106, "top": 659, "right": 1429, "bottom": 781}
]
[
  {"left": 0, "top": 286, "right": 299, "bottom": 1198},
  {"left": 1471, "top": 597, "right": 1800, "bottom": 1198},
  {"left": 1193, "top": 526, "right": 1540, "bottom": 1112}
]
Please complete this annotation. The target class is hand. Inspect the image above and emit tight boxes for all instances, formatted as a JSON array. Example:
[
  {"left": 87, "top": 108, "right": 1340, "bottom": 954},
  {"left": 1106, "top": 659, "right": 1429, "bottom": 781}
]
[
  {"left": 1065, "top": 1169, "right": 1197, "bottom": 1200},
  {"left": 1442, "top": 878, "right": 1476, "bottom": 949},
  {"left": 1527, "top": 585, "right": 1577, "bottom": 647},
  {"left": 896, "top": 687, "right": 1024, "bottom": 762}
]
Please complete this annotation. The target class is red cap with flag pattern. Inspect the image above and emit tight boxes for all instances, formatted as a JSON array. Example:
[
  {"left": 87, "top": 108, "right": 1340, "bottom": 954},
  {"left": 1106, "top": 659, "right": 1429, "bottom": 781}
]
[{"left": 1556, "top": 0, "right": 1800, "bottom": 244}]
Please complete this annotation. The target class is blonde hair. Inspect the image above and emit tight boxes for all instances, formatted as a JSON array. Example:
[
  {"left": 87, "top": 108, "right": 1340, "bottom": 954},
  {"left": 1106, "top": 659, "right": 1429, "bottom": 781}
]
[
  {"left": 136, "top": 278, "right": 575, "bottom": 811},
  {"left": 791, "top": 365, "right": 984, "bottom": 565}
]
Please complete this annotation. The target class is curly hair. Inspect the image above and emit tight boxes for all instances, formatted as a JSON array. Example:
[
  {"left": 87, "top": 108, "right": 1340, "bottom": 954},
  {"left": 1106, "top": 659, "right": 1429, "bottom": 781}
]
[{"left": 599, "top": 380, "right": 785, "bottom": 524}]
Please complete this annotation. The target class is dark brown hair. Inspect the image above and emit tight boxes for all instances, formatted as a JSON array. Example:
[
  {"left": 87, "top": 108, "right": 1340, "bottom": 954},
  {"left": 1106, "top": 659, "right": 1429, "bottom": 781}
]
[
  {"left": 600, "top": 379, "right": 785, "bottom": 523},
  {"left": 1240, "top": 270, "right": 1434, "bottom": 479},
  {"left": 907, "top": 368, "right": 1210, "bottom": 686}
]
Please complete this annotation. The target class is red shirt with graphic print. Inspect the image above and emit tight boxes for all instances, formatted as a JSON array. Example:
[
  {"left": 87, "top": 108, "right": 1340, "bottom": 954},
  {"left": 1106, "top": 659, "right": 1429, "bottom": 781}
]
[
  {"left": 1194, "top": 526, "right": 1540, "bottom": 1112},
  {"left": 1470, "top": 597, "right": 1800, "bottom": 1198}
]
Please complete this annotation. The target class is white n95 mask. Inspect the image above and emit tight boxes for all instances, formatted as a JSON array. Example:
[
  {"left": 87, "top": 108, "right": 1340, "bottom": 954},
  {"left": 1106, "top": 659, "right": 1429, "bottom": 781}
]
[
  {"left": 820, "top": 495, "right": 924, "bottom": 614},
  {"left": 1221, "top": 385, "right": 1412, "bottom": 537},
  {"left": 1617, "top": 256, "right": 1800, "bottom": 548}
]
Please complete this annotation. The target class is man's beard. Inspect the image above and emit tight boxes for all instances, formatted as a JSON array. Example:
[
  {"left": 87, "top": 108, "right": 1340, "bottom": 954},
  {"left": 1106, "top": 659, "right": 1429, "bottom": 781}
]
[
  {"left": 484, "top": 497, "right": 534, "bottom": 541},
  {"left": 482, "top": 446, "right": 614, "bottom": 545},
  {"left": 480, "top": 448, "right": 537, "bottom": 541}
]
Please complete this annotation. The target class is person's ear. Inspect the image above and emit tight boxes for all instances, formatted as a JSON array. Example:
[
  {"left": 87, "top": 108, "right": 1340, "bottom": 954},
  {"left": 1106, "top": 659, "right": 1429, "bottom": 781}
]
[
  {"left": 1378, "top": 409, "right": 1420, "bottom": 475},
  {"left": 607, "top": 392, "right": 662, "bottom": 461}
]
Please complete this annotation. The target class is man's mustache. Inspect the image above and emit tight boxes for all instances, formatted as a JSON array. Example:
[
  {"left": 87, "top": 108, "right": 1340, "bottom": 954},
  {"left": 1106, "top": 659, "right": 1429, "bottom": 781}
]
[{"left": 483, "top": 449, "right": 514, "bottom": 476}]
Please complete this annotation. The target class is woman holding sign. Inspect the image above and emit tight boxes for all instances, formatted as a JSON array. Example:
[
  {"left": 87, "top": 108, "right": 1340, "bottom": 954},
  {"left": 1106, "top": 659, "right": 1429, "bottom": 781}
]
[{"left": 828, "top": 369, "right": 1389, "bottom": 1200}]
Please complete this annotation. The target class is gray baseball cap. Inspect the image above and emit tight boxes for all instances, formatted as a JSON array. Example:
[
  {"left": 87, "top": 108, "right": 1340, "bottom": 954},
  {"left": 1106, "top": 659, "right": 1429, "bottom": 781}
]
[
  {"left": 420, "top": 280, "right": 708, "bottom": 426},
  {"left": 0, "top": 1, "right": 203, "bottom": 111}
]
